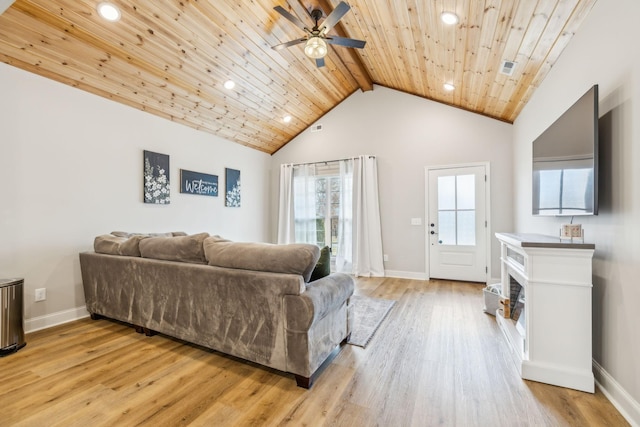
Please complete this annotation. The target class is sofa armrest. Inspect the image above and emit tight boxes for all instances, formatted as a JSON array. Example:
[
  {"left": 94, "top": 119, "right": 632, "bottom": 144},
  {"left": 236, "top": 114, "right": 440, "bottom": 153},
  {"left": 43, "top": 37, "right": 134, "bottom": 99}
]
[{"left": 284, "top": 273, "right": 354, "bottom": 331}]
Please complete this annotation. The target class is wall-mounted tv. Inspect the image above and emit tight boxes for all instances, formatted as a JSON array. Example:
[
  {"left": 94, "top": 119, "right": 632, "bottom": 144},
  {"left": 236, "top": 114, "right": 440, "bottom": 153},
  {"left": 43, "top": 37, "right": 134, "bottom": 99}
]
[{"left": 532, "top": 84, "right": 599, "bottom": 216}]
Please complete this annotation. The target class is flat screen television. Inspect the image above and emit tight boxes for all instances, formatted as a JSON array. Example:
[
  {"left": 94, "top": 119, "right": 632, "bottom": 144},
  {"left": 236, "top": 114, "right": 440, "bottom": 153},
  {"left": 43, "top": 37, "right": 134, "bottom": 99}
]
[{"left": 532, "top": 84, "right": 599, "bottom": 216}]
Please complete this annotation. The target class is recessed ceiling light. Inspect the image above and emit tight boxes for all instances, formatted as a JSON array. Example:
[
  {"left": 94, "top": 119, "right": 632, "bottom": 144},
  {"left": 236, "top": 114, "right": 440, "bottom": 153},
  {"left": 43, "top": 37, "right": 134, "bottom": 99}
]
[
  {"left": 97, "top": 2, "right": 121, "bottom": 22},
  {"left": 441, "top": 12, "right": 459, "bottom": 25},
  {"left": 224, "top": 80, "right": 235, "bottom": 90},
  {"left": 443, "top": 83, "right": 455, "bottom": 91},
  {"left": 283, "top": 115, "right": 292, "bottom": 123}
]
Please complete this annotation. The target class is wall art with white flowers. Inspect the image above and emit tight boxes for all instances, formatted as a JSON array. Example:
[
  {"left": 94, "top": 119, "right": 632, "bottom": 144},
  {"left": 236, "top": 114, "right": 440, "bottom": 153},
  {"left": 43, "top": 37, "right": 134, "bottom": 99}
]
[
  {"left": 225, "top": 167, "right": 241, "bottom": 207},
  {"left": 143, "top": 150, "right": 170, "bottom": 204}
]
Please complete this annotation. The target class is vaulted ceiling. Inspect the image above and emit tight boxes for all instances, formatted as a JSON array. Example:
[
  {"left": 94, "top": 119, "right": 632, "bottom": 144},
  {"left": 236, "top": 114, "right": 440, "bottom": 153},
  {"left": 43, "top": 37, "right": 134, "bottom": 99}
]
[{"left": 0, "top": 0, "right": 597, "bottom": 154}]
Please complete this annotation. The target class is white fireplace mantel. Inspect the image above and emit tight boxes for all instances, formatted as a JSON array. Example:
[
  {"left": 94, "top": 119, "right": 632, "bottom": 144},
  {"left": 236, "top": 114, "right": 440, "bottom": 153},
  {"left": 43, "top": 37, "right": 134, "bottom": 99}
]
[{"left": 495, "top": 232, "right": 595, "bottom": 393}]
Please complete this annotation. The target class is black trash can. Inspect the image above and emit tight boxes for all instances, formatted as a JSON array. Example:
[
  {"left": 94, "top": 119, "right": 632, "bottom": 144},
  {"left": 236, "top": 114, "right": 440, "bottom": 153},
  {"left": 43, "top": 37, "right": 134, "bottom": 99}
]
[{"left": 0, "top": 278, "right": 26, "bottom": 356}]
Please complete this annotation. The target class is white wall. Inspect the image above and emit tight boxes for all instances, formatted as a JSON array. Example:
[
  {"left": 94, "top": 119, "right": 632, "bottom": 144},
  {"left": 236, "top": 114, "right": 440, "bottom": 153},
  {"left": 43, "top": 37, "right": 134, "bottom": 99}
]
[
  {"left": 0, "top": 63, "right": 271, "bottom": 330},
  {"left": 270, "top": 85, "right": 513, "bottom": 279},
  {"left": 513, "top": 0, "right": 640, "bottom": 423}
]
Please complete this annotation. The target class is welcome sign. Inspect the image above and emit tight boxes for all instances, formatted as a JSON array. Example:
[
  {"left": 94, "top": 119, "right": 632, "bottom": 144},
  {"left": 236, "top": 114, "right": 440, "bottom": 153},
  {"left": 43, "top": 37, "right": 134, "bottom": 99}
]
[{"left": 180, "top": 169, "right": 218, "bottom": 197}]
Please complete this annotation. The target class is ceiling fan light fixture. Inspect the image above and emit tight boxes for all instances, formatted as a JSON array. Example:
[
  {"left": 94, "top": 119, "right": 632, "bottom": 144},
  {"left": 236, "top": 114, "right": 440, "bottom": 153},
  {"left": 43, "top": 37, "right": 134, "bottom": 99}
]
[
  {"left": 97, "top": 2, "right": 121, "bottom": 22},
  {"left": 441, "top": 12, "right": 459, "bottom": 25},
  {"left": 304, "top": 36, "right": 328, "bottom": 59}
]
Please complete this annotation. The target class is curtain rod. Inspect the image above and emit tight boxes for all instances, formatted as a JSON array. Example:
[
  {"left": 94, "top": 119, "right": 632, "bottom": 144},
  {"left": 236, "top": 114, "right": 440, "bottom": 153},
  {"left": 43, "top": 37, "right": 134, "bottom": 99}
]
[{"left": 287, "top": 155, "right": 376, "bottom": 167}]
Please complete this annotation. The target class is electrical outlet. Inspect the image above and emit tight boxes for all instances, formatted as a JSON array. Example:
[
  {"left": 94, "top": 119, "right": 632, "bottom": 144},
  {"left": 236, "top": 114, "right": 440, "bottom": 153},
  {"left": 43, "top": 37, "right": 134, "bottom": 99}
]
[
  {"left": 383, "top": 254, "right": 389, "bottom": 262},
  {"left": 35, "top": 288, "right": 46, "bottom": 302},
  {"left": 411, "top": 217, "right": 422, "bottom": 226}
]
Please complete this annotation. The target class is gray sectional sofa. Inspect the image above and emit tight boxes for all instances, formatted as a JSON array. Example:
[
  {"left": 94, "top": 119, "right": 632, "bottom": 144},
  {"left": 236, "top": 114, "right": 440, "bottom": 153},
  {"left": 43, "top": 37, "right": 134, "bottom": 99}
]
[{"left": 79, "top": 232, "right": 354, "bottom": 388}]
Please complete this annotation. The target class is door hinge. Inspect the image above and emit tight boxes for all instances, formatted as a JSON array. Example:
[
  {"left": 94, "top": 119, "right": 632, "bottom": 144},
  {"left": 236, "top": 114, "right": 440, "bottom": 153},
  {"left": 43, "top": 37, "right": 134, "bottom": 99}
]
[
  {"left": 485, "top": 220, "right": 487, "bottom": 227},
  {"left": 484, "top": 174, "right": 487, "bottom": 182},
  {"left": 486, "top": 266, "right": 488, "bottom": 273}
]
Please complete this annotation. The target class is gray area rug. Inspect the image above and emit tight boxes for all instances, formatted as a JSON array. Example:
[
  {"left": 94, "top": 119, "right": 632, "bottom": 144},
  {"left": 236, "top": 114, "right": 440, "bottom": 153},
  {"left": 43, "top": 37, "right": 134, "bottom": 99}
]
[{"left": 347, "top": 295, "right": 396, "bottom": 348}]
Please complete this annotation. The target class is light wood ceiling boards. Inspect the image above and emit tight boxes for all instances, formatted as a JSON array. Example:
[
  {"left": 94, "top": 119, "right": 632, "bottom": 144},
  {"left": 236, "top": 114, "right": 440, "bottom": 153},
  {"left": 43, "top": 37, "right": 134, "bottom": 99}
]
[{"left": 0, "top": 0, "right": 597, "bottom": 154}]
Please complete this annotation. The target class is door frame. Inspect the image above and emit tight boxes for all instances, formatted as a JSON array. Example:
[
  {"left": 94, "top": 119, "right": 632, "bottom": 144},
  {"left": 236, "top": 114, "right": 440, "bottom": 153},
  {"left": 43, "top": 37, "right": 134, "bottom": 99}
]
[{"left": 424, "top": 161, "right": 492, "bottom": 283}]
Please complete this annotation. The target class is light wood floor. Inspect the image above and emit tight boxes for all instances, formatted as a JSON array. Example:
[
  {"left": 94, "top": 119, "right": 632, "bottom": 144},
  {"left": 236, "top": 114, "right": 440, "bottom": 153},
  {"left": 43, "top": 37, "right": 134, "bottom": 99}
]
[{"left": 0, "top": 278, "right": 628, "bottom": 426}]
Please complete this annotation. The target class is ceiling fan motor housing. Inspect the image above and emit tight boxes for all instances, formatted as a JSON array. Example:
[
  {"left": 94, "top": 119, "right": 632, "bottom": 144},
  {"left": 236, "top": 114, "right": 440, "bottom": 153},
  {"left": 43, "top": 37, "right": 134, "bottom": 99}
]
[{"left": 310, "top": 9, "right": 323, "bottom": 22}]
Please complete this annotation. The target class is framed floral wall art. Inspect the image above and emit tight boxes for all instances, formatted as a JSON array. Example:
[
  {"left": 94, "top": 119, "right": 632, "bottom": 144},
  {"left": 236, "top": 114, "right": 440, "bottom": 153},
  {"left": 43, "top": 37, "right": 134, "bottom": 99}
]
[
  {"left": 225, "top": 168, "right": 241, "bottom": 207},
  {"left": 143, "top": 150, "right": 170, "bottom": 204}
]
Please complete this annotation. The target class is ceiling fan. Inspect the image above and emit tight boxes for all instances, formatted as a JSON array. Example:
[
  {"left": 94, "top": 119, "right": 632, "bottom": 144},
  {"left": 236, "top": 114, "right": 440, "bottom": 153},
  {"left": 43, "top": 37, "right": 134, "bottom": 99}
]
[{"left": 272, "top": 1, "right": 366, "bottom": 68}]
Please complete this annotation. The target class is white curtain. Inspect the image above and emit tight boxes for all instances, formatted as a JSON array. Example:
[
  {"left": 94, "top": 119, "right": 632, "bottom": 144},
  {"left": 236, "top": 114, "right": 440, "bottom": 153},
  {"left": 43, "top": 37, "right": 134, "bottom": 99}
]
[
  {"left": 293, "top": 164, "right": 317, "bottom": 244},
  {"left": 352, "top": 155, "right": 385, "bottom": 277},
  {"left": 277, "top": 164, "right": 294, "bottom": 244},
  {"left": 335, "top": 159, "right": 353, "bottom": 273},
  {"left": 277, "top": 156, "right": 384, "bottom": 277},
  {"left": 278, "top": 163, "right": 317, "bottom": 244}
]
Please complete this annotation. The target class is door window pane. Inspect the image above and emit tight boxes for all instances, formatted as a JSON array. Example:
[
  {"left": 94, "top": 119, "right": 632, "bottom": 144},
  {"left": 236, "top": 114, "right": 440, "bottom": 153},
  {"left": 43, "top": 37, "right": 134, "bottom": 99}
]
[
  {"left": 456, "top": 175, "right": 475, "bottom": 210},
  {"left": 438, "top": 211, "right": 456, "bottom": 245},
  {"left": 457, "top": 211, "right": 476, "bottom": 245},
  {"left": 438, "top": 176, "right": 456, "bottom": 210}
]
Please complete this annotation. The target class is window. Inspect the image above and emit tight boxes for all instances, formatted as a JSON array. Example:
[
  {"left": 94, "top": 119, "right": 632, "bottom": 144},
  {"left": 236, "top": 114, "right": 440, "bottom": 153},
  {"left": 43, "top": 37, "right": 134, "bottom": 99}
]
[
  {"left": 279, "top": 156, "right": 382, "bottom": 276},
  {"left": 293, "top": 165, "right": 342, "bottom": 256}
]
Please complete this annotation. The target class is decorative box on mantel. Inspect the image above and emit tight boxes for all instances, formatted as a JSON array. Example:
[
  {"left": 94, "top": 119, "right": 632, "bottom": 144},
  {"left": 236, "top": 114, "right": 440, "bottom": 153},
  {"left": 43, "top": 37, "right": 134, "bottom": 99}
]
[{"left": 495, "top": 233, "right": 595, "bottom": 393}]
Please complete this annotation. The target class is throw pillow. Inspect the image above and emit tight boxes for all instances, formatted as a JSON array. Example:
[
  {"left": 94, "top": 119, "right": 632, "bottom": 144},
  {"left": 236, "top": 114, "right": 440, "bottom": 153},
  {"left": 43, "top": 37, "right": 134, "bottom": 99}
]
[
  {"left": 310, "top": 246, "right": 331, "bottom": 282},
  {"left": 118, "top": 235, "right": 148, "bottom": 256},
  {"left": 94, "top": 235, "right": 126, "bottom": 255},
  {"left": 94, "top": 234, "right": 147, "bottom": 257}
]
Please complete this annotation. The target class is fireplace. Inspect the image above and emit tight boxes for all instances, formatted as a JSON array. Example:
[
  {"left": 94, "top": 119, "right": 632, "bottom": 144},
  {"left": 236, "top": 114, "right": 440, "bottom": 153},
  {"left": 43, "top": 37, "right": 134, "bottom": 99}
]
[{"left": 495, "top": 232, "right": 595, "bottom": 392}]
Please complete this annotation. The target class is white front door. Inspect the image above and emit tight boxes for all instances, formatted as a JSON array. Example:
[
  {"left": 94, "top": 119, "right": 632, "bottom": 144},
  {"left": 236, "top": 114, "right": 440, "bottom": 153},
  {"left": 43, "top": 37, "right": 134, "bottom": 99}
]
[{"left": 427, "top": 165, "right": 488, "bottom": 282}]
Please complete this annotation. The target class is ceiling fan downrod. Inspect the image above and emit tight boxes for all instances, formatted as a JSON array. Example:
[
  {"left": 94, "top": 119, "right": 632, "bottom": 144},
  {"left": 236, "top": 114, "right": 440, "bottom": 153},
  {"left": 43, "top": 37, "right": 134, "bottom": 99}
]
[{"left": 309, "top": 9, "right": 324, "bottom": 34}]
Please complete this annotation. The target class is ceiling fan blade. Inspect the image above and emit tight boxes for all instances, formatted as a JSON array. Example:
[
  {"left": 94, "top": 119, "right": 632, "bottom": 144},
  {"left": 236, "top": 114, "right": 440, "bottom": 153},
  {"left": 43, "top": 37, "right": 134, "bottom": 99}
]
[
  {"left": 274, "top": 5, "right": 308, "bottom": 31},
  {"left": 325, "top": 36, "right": 366, "bottom": 49},
  {"left": 322, "top": 1, "right": 351, "bottom": 33},
  {"left": 271, "top": 37, "right": 307, "bottom": 51},
  {"left": 315, "top": 57, "right": 325, "bottom": 68}
]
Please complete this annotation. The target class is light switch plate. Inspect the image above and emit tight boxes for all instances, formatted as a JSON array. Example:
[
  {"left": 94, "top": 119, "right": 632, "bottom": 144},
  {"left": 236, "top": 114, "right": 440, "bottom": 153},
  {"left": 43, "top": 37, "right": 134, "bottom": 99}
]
[
  {"left": 411, "top": 218, "right": 422, "bottom": 226},
  {"left": 35, "top": 288, "right": 46, "bottom": 302}
]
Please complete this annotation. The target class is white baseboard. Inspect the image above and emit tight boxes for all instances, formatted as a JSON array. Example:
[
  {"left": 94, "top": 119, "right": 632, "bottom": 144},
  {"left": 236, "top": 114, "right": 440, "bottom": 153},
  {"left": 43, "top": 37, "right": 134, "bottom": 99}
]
[
  {"left": 384, "top": 270, "right": 428, "bottom": 280},
  {"left": 384, "top": 270, "right": 499, "bottom": 284},
  {"left": 25, "top": 306, "right": 90, "bottom": 333},
  {"left": 593, "top": 359, "right": 640, "bottom": 427}
]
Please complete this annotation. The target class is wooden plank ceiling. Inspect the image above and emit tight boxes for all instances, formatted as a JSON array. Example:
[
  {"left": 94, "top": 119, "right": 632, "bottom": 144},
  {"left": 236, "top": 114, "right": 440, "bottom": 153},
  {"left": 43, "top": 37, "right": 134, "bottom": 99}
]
[{"left": 0, "top": 0, "right": 597, "bottom": 154}]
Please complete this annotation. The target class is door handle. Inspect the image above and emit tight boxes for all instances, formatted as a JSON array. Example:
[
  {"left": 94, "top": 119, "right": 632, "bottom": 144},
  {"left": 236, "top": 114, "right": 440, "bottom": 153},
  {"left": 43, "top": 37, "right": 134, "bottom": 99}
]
[{"left": 430, "top": 230, "right": 437, "bottom": 235}]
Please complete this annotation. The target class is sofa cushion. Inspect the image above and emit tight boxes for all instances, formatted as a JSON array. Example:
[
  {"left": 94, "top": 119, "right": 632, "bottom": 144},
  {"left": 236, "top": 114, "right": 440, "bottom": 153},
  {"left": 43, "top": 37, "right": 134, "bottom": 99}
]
[
  {"left": 139, "top": 233, "right": 209, "bottom": 264},
  {"left": 310, "top": 246, "right": 331, "bottom": 282},
  {"left": 94, "top": 234, "right": 148, "bottom": 257},
  {"left": 204, "top": 237, "right": 320, "bottom": 282},
  {"left": 111, "top": 231, "right": 186, "bottom": 238}
]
